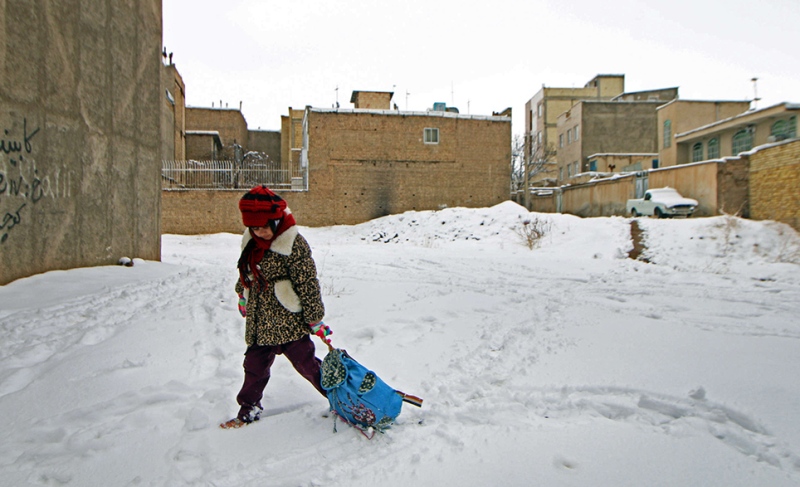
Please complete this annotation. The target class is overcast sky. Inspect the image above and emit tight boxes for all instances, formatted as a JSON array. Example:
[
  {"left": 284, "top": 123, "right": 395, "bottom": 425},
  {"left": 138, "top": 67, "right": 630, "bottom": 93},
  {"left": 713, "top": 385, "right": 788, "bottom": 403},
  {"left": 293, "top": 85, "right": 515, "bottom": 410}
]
[{"left": 163, "top": 0, "right": 799, "bottom": 135}]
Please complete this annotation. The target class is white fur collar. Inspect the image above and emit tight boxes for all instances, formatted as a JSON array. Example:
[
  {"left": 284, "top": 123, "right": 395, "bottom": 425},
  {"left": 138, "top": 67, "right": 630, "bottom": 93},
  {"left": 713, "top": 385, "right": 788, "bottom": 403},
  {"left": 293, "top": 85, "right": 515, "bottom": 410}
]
[
  {"left": 240, "top": 225, "right": 298, "bottom": 256},
  {"left": 270, "top": 225, "right": 298, "bottom": 255}
]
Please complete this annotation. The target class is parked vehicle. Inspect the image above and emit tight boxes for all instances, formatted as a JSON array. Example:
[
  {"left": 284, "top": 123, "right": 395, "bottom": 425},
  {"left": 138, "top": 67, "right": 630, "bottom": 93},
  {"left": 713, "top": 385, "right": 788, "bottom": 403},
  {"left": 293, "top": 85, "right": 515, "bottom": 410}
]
[{"left": 626, "top": 187, "right": 698, "bottom": 218}]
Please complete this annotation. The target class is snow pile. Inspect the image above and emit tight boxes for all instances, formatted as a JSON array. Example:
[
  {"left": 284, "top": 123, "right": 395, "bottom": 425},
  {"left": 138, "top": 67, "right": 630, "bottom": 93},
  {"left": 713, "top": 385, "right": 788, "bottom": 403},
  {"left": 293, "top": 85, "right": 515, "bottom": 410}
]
[{"left": 1, "top": 203, "right": 799, "bottom": 486}]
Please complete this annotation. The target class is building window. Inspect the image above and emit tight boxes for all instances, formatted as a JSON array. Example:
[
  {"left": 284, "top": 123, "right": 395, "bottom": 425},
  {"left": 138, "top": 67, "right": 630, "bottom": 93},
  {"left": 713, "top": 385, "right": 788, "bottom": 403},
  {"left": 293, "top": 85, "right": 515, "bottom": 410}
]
[
  {"left": 537, "top": 131, "right": 542, "bottom": 145},
  {"left": 424, "top": 128, "right": 439, "bottom": 144},
  {"left": 567, "top": 164, "right": 572, "bottom": 177},
  {"left": 559, "top": 134, "right": 564, "bottom": 148},
  {"left": 732, "top": 129, "right": 753, "bottom": 155},
  {"left": 663, "top": 120, "right": 672, "bottom": 148},
  {"left": 589, "top": 160, "right": 597, "bottom": 171},
  {"left": 567, "top": 130, "right": 572, "bottom": 144},
  {"left": 573, "top": 161, "right": 579, "bottom": 175},
  {"left": 537, "top": 103, "right": 543, "bottom": 117},
  {"left": 771, "top": 118, "right": 797, "bottom": 140},
  {"left": 559, "top": 166, "right": 564, "bottom": 180},
  {"left": 691, "top": 142, "right": 703, "bottom": 162},
  {"left": 707, "top": 138, "right": 719, "bottom": 159},
  {"left": 574, "top": 126, "right": 580, "bottom": 141}
]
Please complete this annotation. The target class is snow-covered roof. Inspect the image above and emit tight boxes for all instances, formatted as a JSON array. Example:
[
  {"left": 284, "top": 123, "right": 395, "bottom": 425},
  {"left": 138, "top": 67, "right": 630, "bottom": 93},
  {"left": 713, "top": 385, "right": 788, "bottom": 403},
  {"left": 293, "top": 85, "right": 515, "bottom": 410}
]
[
  {"left": 656, "top": 98, "right": 752, "bottom": 110},
  {"left": 676, "top": 102, "right": 799, "bottom": 139},
  {"left": 185, "top": 130, "right": 221, "bottom": 136},
  {"left": 308, "top": 107, "right": 511, "bottom": 122},
  {"left": 587, "top": 153, "right": 658, "bottom": 158}
]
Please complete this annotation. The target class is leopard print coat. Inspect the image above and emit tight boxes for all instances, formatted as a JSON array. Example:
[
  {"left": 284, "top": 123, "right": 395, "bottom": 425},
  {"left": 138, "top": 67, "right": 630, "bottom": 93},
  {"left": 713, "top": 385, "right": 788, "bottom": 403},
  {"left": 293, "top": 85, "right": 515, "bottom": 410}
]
[{"left": 235, "top": 225, "right": 325, "bottom": 346}]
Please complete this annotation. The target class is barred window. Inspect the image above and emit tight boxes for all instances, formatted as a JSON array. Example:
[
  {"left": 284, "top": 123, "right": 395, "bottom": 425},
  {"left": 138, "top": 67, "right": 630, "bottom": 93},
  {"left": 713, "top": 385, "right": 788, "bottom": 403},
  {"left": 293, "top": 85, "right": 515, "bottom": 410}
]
[
  {"left": 771, "top": 118, "right": 797, "bottom": 140},
  {"left": 707, "top": 138, "right": 719, "bottom": 159},
  {"left": 691, "top": 142, "right": 704, "bottom": 162},
  {"left": 424, "top": 128, "right": 439, "bottom": 144},
  {"left": 732, "top": 129, "right": 753, "bottom": 155}
]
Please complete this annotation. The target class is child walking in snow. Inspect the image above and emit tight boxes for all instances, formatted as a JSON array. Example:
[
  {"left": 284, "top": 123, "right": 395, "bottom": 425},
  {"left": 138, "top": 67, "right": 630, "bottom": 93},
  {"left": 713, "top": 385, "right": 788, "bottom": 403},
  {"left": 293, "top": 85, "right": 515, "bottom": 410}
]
[{"left": 221, "top": 185, "right": 331, "bottom": 429}]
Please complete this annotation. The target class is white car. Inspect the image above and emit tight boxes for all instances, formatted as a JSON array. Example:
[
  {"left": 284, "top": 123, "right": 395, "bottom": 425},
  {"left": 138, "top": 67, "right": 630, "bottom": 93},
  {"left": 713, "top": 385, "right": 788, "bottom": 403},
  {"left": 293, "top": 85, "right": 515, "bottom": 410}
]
[{"left": 626, "top": 187, "right": 698, "bottom": 218}]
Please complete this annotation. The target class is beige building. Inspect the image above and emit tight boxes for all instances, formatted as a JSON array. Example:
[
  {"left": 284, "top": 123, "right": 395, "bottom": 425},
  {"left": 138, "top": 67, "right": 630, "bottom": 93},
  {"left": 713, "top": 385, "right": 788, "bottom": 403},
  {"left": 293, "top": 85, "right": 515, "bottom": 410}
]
[
  {"left": 671, "top": 102, "right": 799, "bottom": 165},
  {"left": 555, "top": 99, "right": 671, "bottom": 182},
  {"left": 350, "top": 90, "right": 394, "bottom": 109},
  {"left": 656, "top": 99, "right": 752, "bottom": 167},
  {"left": 185, "top": 107, "right": 249, "bottom": 160},
  {"left": 524, "top": 75, "right": 625, "bottom": 177},
  {"left": 161, "top": 63, "right": 186, "bottom": 161},
  {"left": 281, "top": 108, "right": 306, "bottom": 177},
  {"left": 298, "top": 100, "right": 512, "bottom": 225}
]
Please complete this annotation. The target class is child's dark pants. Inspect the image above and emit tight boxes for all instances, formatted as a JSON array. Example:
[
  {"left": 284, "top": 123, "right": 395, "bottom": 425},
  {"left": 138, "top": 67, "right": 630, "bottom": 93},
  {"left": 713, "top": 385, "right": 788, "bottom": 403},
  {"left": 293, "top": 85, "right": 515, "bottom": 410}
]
[{"left": 236, "top": 335, "right": 326, "bottom": 421}]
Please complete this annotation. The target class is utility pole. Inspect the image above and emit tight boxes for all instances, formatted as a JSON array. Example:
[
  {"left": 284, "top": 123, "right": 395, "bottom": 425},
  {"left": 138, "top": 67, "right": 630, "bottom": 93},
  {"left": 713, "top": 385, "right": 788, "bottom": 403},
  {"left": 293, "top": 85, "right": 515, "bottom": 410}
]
[{"left": 751, "top": 77, "right": 761, "bottom": 109}]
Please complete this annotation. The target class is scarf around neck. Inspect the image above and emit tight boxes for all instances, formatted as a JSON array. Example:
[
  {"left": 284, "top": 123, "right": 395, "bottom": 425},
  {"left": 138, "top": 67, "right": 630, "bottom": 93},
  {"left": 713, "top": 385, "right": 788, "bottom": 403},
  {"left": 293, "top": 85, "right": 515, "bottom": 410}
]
[{"left": 238, "top": 212, "right": 297, "bottom": 289}]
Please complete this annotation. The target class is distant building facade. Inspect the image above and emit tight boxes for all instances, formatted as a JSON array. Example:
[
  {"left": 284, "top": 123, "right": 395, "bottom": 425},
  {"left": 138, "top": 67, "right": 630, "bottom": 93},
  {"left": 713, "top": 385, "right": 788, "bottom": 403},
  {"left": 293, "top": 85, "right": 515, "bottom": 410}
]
[
  {"left": 524, "top": 75, "right": 625, "bottom": 174},
  {"left": 295, "top": 96, "right": 512, "bottom": 225},
  {"left": 161, "top": 63, "right": 186, "bottom": 161},
  {"left": 669, "top": 102, "right": 799, "bottom": 165},
  {"left": 555, "top": 99, "right": 668, "bottom": 182},
  {"left": 656, "top": 100, "right": 752, "bottom": 167}
]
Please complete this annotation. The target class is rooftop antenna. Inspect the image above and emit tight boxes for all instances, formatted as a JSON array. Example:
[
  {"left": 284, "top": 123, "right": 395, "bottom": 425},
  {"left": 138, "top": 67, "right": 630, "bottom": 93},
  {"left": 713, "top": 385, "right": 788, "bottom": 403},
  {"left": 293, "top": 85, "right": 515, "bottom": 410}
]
[
  {"left": 751, "top": 77, "right": 761, "bottom": 109},
  {"left": 335, "top": 85, "right": 339, "bottom": 108},
  {"left": 406, "top": 90, "right": 411, "bottom": 110}
]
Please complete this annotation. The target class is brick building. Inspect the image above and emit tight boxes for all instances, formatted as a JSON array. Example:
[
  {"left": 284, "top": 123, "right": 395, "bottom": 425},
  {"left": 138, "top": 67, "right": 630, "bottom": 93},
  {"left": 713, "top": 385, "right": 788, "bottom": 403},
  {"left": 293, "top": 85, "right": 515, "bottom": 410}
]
[{"left": 298, "top": 100, "right": 512, "bottom": 225}]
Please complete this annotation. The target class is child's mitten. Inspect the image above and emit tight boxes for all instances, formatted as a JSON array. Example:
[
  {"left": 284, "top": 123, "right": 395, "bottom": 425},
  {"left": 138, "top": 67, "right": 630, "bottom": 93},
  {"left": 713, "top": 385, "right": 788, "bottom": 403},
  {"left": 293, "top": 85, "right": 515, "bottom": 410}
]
[{"left": 237, "top": 293, "right": 247, "bottom": 317}]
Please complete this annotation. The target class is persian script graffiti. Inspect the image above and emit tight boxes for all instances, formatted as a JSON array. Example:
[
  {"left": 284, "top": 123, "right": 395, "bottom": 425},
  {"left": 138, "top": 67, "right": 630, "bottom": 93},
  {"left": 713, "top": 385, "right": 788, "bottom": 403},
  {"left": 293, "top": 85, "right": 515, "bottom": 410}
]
[
  {"left": 0, "top": 117, "right": 71, "bottom": 244},
  {"left": 1, "top": 118, "right": 39, "bottom": 159}
]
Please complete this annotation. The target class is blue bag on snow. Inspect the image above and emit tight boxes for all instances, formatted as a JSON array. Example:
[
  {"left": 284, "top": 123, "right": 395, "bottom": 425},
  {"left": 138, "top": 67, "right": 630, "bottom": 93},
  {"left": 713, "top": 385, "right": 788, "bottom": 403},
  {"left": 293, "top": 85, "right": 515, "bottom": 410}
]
[{"left": 320, "top": 348, "right": 422, "bottom": 436}]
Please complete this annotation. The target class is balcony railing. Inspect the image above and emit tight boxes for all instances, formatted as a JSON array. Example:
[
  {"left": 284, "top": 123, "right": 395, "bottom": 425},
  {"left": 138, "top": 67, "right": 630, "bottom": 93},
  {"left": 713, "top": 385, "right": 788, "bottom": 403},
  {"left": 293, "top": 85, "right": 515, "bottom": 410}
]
[{"left": 161, "top": 160, "right": 306, "bottom": 191}]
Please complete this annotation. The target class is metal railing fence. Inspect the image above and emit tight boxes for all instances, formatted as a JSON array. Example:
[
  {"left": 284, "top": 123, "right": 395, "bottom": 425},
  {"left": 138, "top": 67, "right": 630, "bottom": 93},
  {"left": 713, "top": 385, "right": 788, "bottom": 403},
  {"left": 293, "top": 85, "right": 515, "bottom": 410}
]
[{"left": 161, "top": 160, "right": 307, "bottom": 191}]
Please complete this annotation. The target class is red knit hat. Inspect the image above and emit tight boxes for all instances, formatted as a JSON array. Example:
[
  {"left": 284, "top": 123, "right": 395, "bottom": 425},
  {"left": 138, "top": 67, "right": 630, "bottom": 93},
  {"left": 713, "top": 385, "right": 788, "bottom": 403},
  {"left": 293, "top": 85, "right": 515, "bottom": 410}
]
[{"left": 239, "top": 185, "right": 287, "bottom": 227}]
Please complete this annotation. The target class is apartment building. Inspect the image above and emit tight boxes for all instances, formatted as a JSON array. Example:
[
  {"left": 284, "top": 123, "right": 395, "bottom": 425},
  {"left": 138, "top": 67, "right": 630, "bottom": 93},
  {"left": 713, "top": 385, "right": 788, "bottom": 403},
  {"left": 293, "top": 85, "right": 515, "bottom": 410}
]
[
  {"left": 524, "top": 75, "right": 625, "bottom": 183},
  {"left": 555, "top": 99, "right": 666, "bottom": 182},
  {"left": 669, "top": 102, "right": 798, "bottom": 165}
]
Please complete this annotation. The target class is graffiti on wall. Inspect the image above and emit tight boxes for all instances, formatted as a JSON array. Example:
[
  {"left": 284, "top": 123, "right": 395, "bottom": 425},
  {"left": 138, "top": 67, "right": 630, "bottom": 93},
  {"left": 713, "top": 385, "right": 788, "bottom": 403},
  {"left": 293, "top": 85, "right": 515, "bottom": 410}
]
[{"left": 0, "top": 117, "right": 73, "bottom": 244}]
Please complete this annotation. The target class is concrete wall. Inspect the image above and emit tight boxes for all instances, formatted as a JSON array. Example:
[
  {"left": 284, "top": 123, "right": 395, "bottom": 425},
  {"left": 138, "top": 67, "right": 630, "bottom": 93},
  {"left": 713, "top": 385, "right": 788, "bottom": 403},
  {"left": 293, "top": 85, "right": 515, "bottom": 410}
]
[
  {"left": 1, "top": 0, "right": 163, "bottom": 286},
  {"left": 749, "top": 140, "right": 800, "bottom": 232},
  {"left": 560, "top": 175, "right": 637, "bottom": 217},
  {"left": 527, "top": 158, "right": 748, "bottom": 219},
  {"left": 648, "top": 161, "right": 722, "bottom": 216}
]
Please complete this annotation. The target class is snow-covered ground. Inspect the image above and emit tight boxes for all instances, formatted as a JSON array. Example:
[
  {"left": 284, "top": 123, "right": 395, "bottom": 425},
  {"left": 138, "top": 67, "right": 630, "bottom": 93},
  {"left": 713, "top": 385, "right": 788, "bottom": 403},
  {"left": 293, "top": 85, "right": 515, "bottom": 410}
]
[{"left": 1, "top": 201, "right": 799, "bottom": 486}]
